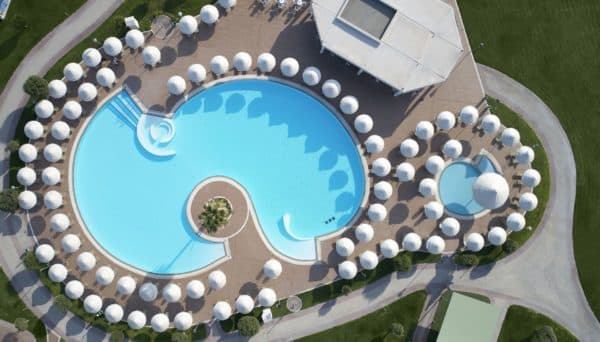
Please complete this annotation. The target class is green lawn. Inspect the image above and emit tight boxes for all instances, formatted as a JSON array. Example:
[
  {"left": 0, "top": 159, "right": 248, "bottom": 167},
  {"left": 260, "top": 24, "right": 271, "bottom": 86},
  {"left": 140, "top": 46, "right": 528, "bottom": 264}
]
[
  {"left": 498, "top": 305, "right": 577, "bottom": 342},
  {"left": 296, "top": 290, "right": 427, "bottom": 342},
  {"left": 458, "top": 0, "right": 600, "bottom": 320},
  {"left": 0, "top": 269, "right": 46, "bottom": 341}
]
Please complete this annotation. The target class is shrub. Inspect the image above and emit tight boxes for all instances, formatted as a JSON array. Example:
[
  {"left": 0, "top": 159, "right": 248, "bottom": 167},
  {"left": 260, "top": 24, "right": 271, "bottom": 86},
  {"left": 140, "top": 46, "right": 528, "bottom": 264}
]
[
  {"left": 110, "top": 330, "right": 125, "bottom": 342},
  {"left": 23, "top": 76, "right": 48, "bottom": 101},
  {"left": 0, "top": 188, "right": 21, "bottom": 213},
  {"left": 14, "top": 318, "right": 29, "bottom": 332},
  {"left": 393, "top": 253, "right": 412, "bottom": 272},
  {"left": 503, "top": 239, "right": 519, "bottom": 254},
  {"left": 454, "top": 254, "right": 479, "bottom": 267},
  {"left": 171, "top": 331, "right": 190, "bottom": 342},
  {"left": 112, "top": 16, "right": 127, "bottom": 38},
  {"left": 53, "top": 295, "right": 72, "bottom": 312},
  {"left": 22, "top": 251, "right": 42, "bottom": 270},
  {"left": 237, "top": 316, "right": 260, "bottom": 337},
  {"left": 6, "top": 140, "right": 20, "bottom": 153},
  {"left": 532, "top": 325, "right": 557, "bottom": 342},
  {"left": 390, "top": 322, "right": 404, "bottom": 337},
  {"left": 341, "top": 285, "right": 352, "bottom": 296}
]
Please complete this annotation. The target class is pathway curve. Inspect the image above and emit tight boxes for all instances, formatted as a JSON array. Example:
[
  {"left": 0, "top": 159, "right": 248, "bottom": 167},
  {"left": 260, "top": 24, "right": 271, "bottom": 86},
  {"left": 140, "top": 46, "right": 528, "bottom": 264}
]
[{"left": 0, "top": 319, "right": 36, "bottom": 341}]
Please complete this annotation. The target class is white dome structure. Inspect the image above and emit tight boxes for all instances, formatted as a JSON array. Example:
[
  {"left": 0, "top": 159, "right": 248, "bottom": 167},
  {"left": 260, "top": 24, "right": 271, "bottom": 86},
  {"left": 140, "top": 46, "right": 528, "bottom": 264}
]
[
  {"left": 372, "top": 158, "right": 391, "bottom": 177},
  {"left": 200, "top": 4, "right": 220, "bottom": 24},
  {"left": 257, "top": 53, "right": 276, "bottom": 73},
  {"left": 83, "top": 295, "right": 102, "bottom": 314},
  {"left": 17, "top": 167, "right": 36, "bottom": 187},
  {"left": 359, "top": 251, "right": 379, "bottom": 270},
  {"left": 303, "top": 67, "right": 322, "bottom": 87},
  {"left": 35, "top": 244, "right": 55, "bottom": 263},
  {"left": 459, "top": 105, "right": 479, "bottom": 125},
  {"left": 395, "top": 162, "right": 415, "bottom": 182},
  {"left": 473, "top": 173, "right": 510, "bottom": 210},
  {"left": 76, "top": 252, "right": 96, "bottom": 271},
  {"left": 355, "top": 223, "right": 374, "bottom": 243},
  {"left": 424, "top": 201, "right": 444, "bottom": 220},
  {"left": 48, "top": 264, "right": 68, "bottom": 282},
  {"left": 42, "top": 166, "right": 60, "bottom": 186},
  {"left": 48, "top": 80, "right": 67, "bottom": 99},
  {"left": 65, "top": 280, "right": 84, "bottom": 300},
  {"left": 419, "top": 178, "right": 437, "bottom": 198},
  {"left": 179, "top": 15, "right": 198, "bottom": 35},
  {"left": 24, "top": 121, "right": 44, "bottom": 140},
  {"left": 218, "top": 0, "right": 237, "bottom": 10},
  {"left": 125, "top": 29, "right": 145, "bottom": 49},
  {"left": 208, "top": 270, "right": 227, "bottom": 290},
  {"left": 516, "top": 146, "right": 535, "bottom": 165},
  {"left": 280, "top": 57, "right": 300, "bottom": 77},
  {"left": 235, "top": 295, "right": 254, "bottom": 314},
  {"left": 139, "top": 283, "right": 158, "bottom": 302},
  {"left": 519, "top": 192, "right": 538, "bottom": 211},
  {"left": 18, "top": 190, "right": 37, "bottom": 210},
  {"left": 18, "top": 144, "right": 37, "bottom": 163},
  {"left": 96, "top": 68, "right": 116, "bottom": 88},
  {"left": 338, "top": 261, "right": 357, "bottom": 280},
  {"left": 426, "top": 235, "right": 445, "bottom": 254},
  {"left": 61, "top": 234, "right": 81, "bottom": 253},
  {"left": 339, "top": 95, "right": 358, "bottom": 115},
  {"left": 174, "top": 312, "right": 193, "bottom": 331},
  {"left": 335, "top": 237, "right": 355, "bottom": 257},
  {"left": 258, "top": 288, "right": 277, "bottom": 307},
  {"left": 402, "top": 233, "right": 422, "bottom": 252},
  {"left": 380, "top": 239, "right": 399, "bottom": 258},
  {"left": 436, "top": 111, "right": 456, "bottom": 131},
  {"left": 354, "top": 114, "right": 373, "bottom": 134},
  {"left": 82, "top": 48, "right": 102, "bottom": 68},
  {"left": 63, "top": 101, "right": 82, "bottom": 120},
  {"left": 415, "top": 121, "right": 435, "bottom": 140},
  {"left": 95, "top": 266, "right": 115, "bottom": 286},
  {"left": 103, "top": 37, "right": 123, "bottom": 57},
  {"left": 44, "top": 143, "right": 62, "bottom": 162},
  {"left": 210, "top": 55, "right": 229, "bottom": 76},
  {"left": 522, "top": 169, "right": 541, "bottom": 188},
  {"left": 142, "top": 46, "right": 161, "bottom": 67},
  {"left": 186, "top": 280, "right": 205, "bottom": 299},
  {"left": 51, "top": 121, "right": 70, "bottom": 140},
  {"left": 233, "top": 52, "right": 252, "bottom": 72},
  {"left": 488, "top": 227, "right": 507, "bottom": 246},
  {"left": 187, "top": 64, "right": 206, "bottom": 83},
  {"left": 263, "top": 259, "right": 282, "bottom": 279},
  {"left": 163, "top": 283, "right": 182, "bottom": 303},
  {"left": 213, "top": 301, "right": 232, "bottom": 321},
  {"left": 322, "top": 79, "right": 341, "bottom": 98},
  {"left": 506, "top": 212, "right": 526, "bottom": 231},
  {"left": 400, "top": 139, "right": 419, "bottom": 158},
  {"left": 367, "top": 203, "right": 387, "bottom": 222},
  {"left": 78, "top": 82, "right": 97, "bottom": 102},
  {"left": 442, "top": 139, "right": 463, "bottom": 159},
  {"left": 128, "top": 311, "right": 147, "bottom": 330},
  {"left": 35, "top": 99, "right": 54, "bottom": 119},
  {"left": 44, "top": 190, "right": 63, "bottom": 209},
  {"left": 105, "top": 304, "right": 124, "bottom": 324},
  {"left": 365, "top": 135, "right": 384, "bottom": 154},
  {"left": 151, "top": 313, "right": 169, "bottom": 333},
  {"left": 373, "top": 181, "right": 393, "bottom": 201},
  {"left": 465, "top": 233, "right": 485, "bottom": 252},
  {"left": 501, "top": 128, "right": 520, "bottom": 147},
  {"left": 117, "top": 276, "right": 137, "bottom": 295},
  {"left": 426, "top": 155, "right": 446, "bottom": 175},
  {"left": 167, "top": 75, "right": 186, "bottom": 96},
  {"left": 63, "top": 63, "right": 83, "bottom": 82},
  {"left": 481, "top": 114, "right": 501, "bottom": 134},
  {"left": 50, "top": 213, "right": 70, "bottom": 232},
  {"left": 439, "top": 217, "right": 460, "bottom": 237}
]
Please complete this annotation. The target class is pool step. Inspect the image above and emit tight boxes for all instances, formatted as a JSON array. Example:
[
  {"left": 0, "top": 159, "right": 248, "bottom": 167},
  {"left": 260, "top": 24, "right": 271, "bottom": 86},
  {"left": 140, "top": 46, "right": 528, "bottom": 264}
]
[{"left": 110, "top": 92, "right": 143, "bottom": 128}]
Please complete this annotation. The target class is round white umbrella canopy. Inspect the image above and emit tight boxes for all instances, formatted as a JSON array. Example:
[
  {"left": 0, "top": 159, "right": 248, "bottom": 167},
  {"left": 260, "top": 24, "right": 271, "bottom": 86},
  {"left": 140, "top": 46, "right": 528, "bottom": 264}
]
[
  {"left": 439, "top": 217, "right": 460, "bottom": 237},
  {"left": 187, "top": 64, "right": 206, "bottom": 83},
  {"left": 167, "top": 75, "right": 186, "bottom": 95},
  {"left": 459, "top": 105, "right": 479, "bottom": 125},
  {"left": 83, "top": 295, "right": 102, "bottom": 314},
  {"left": 235, "top": 295, "right": 254, "bottom": 314},
  {"left": 424, "top": 201, "right": 444, "bottom": 220},
  {"left": 186, "top": 280, "right": 205, "bottom": 299},
  {"left": 44, "top": 190, "right": 63, "bottom": 209},
  {"left": 465, "top": 233, "right": 485, "bottom": 252},
  {"left": 125, "top": 29, "right": 145, "bottom": 49},
  {"left": 179, "top": 15, "right": 198, "bottom": 35},
  {"left": 128, "top": 311, "right": 147, "bottom": 330},
  {"left": 208, "top": 270, "right": 227, "bottom": 290},
  {"left": 436, "top": 111, "right": 456, "bottom": 130},
  {"left": 48, "top": 80, "right": 67, "bottom": 99},
  {"left": 103, "top": 37, "right": 123, "bottom": 57},
  {"left": 415, "top": 121, "right": 435, "bottom": 140},
  {"left": 258, "top": 288, "right": 277, "bottom": 307},
  {"left": 522, "top": 169, "right": 541, "bottom": 188},
  {"left": 105, "top": 303, "right": 124, "bottom": 323},
  {"left": 151, "top": 313, "right": 169, "bottom": 333},
  {"left": 35, "top": 244, "right": 55, "bottom": 263},
  {"left": 233, "top": 52, "right": 252, "bottom": 72},
  {"left": 163, "top": 283, "right": 182, "bottom": 303},
  {"left": 473, "top": 173, "right": 509, "bottom": 209},
  {"left": 426, "top": 235, "right": 445, "bottom": 254},
  {"left": 339, "top": 95, "right": 358, "bottom": 115},
  {"left": 372, "top": 157, "right": 391, "bottom": 177},
  {"left": 419, "top": 178, "right": 437, "bottom": 198},
  {"left": 174, "top": 312, "right": 193, "bottom": 331},
  {"left": 65, "top": 280, "right": 84, "bottom": 300},
  {"left": 19, "top": 144, "right": 37, "bottom": 163},
  {"left": 95, "top": 266, "right": 115, "bottom": 286},
  {"left": 402, "top": 233, "right": 422, "bottom": 252},
  {"left": 35, "top": 99, "right": 55, "bottom": 118},
  {"left": 210, "top": 55, "right": 229, "bottom": 75},
  {"left": 143, "top": 46, "right": 161, "bottom": 67},
  {"left": 359, "top": 251, "right": 379, "bottom": 270},
  {"left": 24, "top": 121, "right": 44, "bottom": 140},
  {"left": 481, "top": 114, "right": 501, "bottom": 134},
  {"left": 354, "top": 114, "right": 373, "bottom": 134},
  {"left": 218, "top": 0, "right": 237, "bottom": 9},
  {"left": 96, "top": 68, "right": 116, "bottom": 88},
  {"left": 322, "top": 79, "right": 341, "bottom": 99},
  {"left": 338, "top": 261, "right": 357, "bottom": 280},
  {"left": 51, "top": 121, "right": 70, "bottom": 140},
  {"left": 280, "top": 57, "right": 300, "bottom": 77},
  {"left": 18, "top": 190, "right": 37, "bottom": 210},
  {"left": 76, "top": 252, "right": 96, "bottom": 271},
  {"left": 200, "top": 4, "right": 220, "bottom": 24},
  {"left": 368, "top": 203, "right": 387, "bottom": 222},
  {"left": 49, "top": 264, "right": 68, "bottom": 282},
  {"left": 335, "top": 237, "right": 355, "bottom": 257},
  {"left": 263, "top": 259, "right": 282, "bottom": 279},
  {"left": 44, "top": 144, "right": 63, "bottom": 163},
  {"left": 426, "top": 155, "right": 446, "bottom": 175},
  {"left": 365, "top": 135, "right": 384, "bottom": 154},
  {"left": 488, "top": 227, "right": 507, "bottom": 246},
  {"left": 139, "top": 283, "right": 158, "bottom": 302},
  {"left": 519, "top": 192, "right": 538, "bottom": 211},
  {"left": 117, "top": 276, "right": 137, "bottom": 295},
  {"left": 302, "top": 66, "right": 322, "bottom": 87},
  {"left": 257, "top": 53, "right": 276, "bottom": 73},
  {"left": 78, "top": 82, "right": 97, "bottom": 102},
  {"left": 373, "top": 181, "right": 393, "bottom": 201},
  {"left": 506, "top": 212, "right": 526, "bottom": 231},
  {"left": 213, "top": 301, "right": 232, "bottom": 320},
  {"left": 42, "top": 166, "right": 61, "bottom": 186},
  {"left": 395, "top": 162, "right": 415, "bottom": 181},
  {"left": 63, "top": 63, "right": 84, "bottom": 82},
  {"left": 355, "top": 223, "right": 374, "bottom": 243},
  {"left": 516, "top": 146, "right": 535, "bottom": 164},
  {"left": 400, "top": 138, "right": 419, "bottom": 158},
  {"left": 380, "top": 239, "right": 400, "bottom": 258},
  {"left": 82, "top": 48, "right": 102, "bottom": 68},
  {"left": 50, "top": 213, "right": 70, "bottom": 232},
  {"left": 501, "top": 128, "right": 520, "bottom": 147},
  {"left": 443, "top": 139, "right": 463, "bottom": 159},
  {"left": 63, "top": 101, "right": 82, "bottom": 120},
  {"left": 17, "top": 167, "right": 36, "bottom": 187},
  {"left": 61, "top": 234, "right": 81, "bottom": 253}
]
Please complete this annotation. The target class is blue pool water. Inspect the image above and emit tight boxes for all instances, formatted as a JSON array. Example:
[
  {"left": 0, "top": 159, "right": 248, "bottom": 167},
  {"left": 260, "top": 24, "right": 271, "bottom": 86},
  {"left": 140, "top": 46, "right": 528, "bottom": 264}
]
[{"left": 73, "top": 80, "right": 365, "bottom": 274}]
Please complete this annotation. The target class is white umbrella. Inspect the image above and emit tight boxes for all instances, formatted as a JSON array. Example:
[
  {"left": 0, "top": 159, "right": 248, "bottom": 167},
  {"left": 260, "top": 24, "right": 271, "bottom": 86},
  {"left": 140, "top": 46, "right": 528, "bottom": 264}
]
[
  {"left": 426, "top": 155, "right": 445, "bottom": 175},
  {"left": 367, "top": 203, "right": 387, "bottom": 222},
  {"left": 179, "top": 15, "right": 198, "bottom": 35},
  {"left": 442, "top": 139, "right": 462, "bottom": 159},
  {"left": 50, "top": 213, "right": 70, "bottom": 232},
  {"left": 372, "top": 158, "right": 391, "bottom": 177},
  {"left": 415, "top": 121, "right": 435, "bottom": 140},
  {"left": 167, "top": 75, "right": 187, "bottom": 95},
  {"left": 42, "top": 166, "right": 61, "bottom": 186},
  {"left": 465, "top": 233, "right": 485, "bottom": 252},
  {"left": 459, "top": 105, "right": 479, "bottom": 125},
  {"left": 424, "top": 201, "right": 444, "bottom": 220},
  {"left": 143, "top": 46, "right": 161, "bottom": 67},
  {"left": 213, "top": 301, "right": 232, "bottom": 320},
  {"left": 48, "top": 264, "right": 68, "bottom": 282},
  {"left": 35, "top": 99, "right": 55, "bottom": 118},
  {"left": 399, "top": 139, "right": 419, "bottom": 158},
  {"left": 76, "top": 252, "right": 96, "bottom": 271},
  {"left": 35, "top": 244, "right": 55, "bottom": 263},
  {"left": 335, "top": 237, "right": 355, "bottom": 257},
  {"left": 174, "top": 312, "right": 193, "bottom": 331},
  {"left": 65, "top": 280, "right": 84, "bottom": 300},
  {"left": 280, "top": 57, "right": 299, "bottom": 77},
  {"left": 51, "top": 121, "right": 70, "bottom": 141},
  {"left": 339, "top": 95, "right": 358, "bottom": 115},
  {"left": 48, "top": 80, "right": 67, "bottom": 99},
  {"left": 322, "top": 79, "right": 341, "bottom": 98},
  {"left": 200, "top": 4, "right": 220, "bottom": 24},
  {"left": 256, "top": 53, "right": 276, "bottom": 73},
  {"left": 355, "top": 223, "right": 374, "bottom": 243},
  {"left": 519, "top": 192, "right": 538, "bottom": 211},
  {"left": 78, "top": 82, "right": 97, "bottom": 102},
  {"left": 516, "top": 146, "right": 535, "bottom": 164},
  {"left": 18, "top": 144, "right": 37, "bottom": 163},
  {"left": 139, "top": 283, "right": 158, "bottom": 302},
  {"left": 218, "top": 0, "right": 237, "bottom": 10},
  {"left": 24, "top": 121, "right": 44, "bottom": 140},
  {"left": 359, "top": 251, "right": 379, "bottom": 270},
  {"left": 506, "top": 212, "right": 526, "bottom": 231},
  {"left": 128, "top": 311, "right": 147, "bottom": 330},
  {"left": 354, "top": 114, "right": 373, "bottom": 134},
  {"left": 44, "top": 144, "right": 62, "bottom": 163},
  {"left": 82, "top": 48, "right": 102, "bottom": 68},
  {"left": 236, "top": 295, "right": 254, "bottom": 314},
  {"left": 418, "top": 178, "right": 437, "bottom": 197},
  {"left": 116, "top": 276, "right": 137, "bottom": 295},
  {"left": 303, "top": 66, "right": 321, "bottom": 87},
  {"left": 233, "top": 52, "right": 252, "bottom": 72},
  {"left": 103, "top": 37, "right": 123, "bottom": 57},
  {"left": 95, "top": 266, "right": 115, "bottom": 286},
  {"left": 61, "top": 234, "right": 81, "bottom": 253},
  {"left": 18, "top": 190, "right": 37, "bottom": 210},
  {"left": 163, "top": 283, "right": 182, "bottom": 303},
  {"left": 338, "top": 261, "right": 357, "bottom": 280},
  {"left": 263, "top": 259, "right": 282, "bottom": 279},
  {"left": 426, "top": 235, "right": 445, "bottom": 254},
  {"left": 436, "top": 111, "right": 455, "bottom": 130},
  {"left": 488, "top": 227, "right": 507, "bottom": 246},
  {"left": 125, "top": 29, "right": 145, "bottom": 49},
  {"left": 208, "top": 270, "right": 227, "bottom": 289},
  {"left": 395, "top": 162, "right": 415, "bottom": 181},
  {"left": 402, "top": 233, "right": 422, "bottom": 252},
  {"left": 439, "top": 217, "right": 460, "bottom": 237},
  {"left": 522, "top": 169, "right": 541, "bottom": 188},
  {"left": 63, "top": 63, "right": 84, "bottom": 82},
  {"left": 380, "top": 239, "right": 400, "bottom": 258},
  {"left": 187, "top": 64, "right": 206, "bottom": 83},
  {"left": 501, "top": 128, "right": 520, "bottom": 147},
  {"left": 373, "top": 181, "right": 393, "bottom": 201},
  {"left": 472, "top": 173, "right": 509, "bottom": 210},
  {"left": 258, "top": 288, "right": 277, "bottom": 307},
  {"left": 105, "top": 303, "right": 124, "bottom": 323},
  {"left": 83, "top": 294, "right": 103, "bottom": 314},
  {"left": 210, "top": 55, "right": 229, "bottom": 76},
  {"left": 44, "top": 190, "right": 63, "bottom": 209},
  {"left": 17, "top": 167, "right": 36, "bottom": 187},
  {"left": 481, "top": 114, "right": 501, "bottom": 134},
  {"left": 96, "top": 68, "right": 116, "bottom": 88},
  {"left": 365, "top": 135, "right": 384, "bottom": 154},
  {"left": 63, "top": 101, "right": 82, "bottom": 120},
  {"left": 186, "top": 280, "right": 205, "bottom": 299},
  {"left": 151, "top": 313, "right": 169, "bottom": 333}
]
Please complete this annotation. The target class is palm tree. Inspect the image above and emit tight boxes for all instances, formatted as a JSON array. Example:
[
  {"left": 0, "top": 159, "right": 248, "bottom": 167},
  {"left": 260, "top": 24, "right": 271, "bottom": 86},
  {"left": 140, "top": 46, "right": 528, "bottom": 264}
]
[{"left": 199, "top": 199, "right": 230, "bottom": 233}]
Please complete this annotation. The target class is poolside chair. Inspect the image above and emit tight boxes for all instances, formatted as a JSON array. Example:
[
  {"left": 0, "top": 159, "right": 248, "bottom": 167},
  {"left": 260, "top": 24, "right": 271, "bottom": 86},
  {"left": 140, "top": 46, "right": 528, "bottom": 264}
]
[
  {"left": 292, "top": 0, "right": 304, "bottom": 13},
  {"left": 257, "top": 0, "right": 270, "bottom": 7},
  {"left": 277, "top": 0, "right": 287, "bottom": 10}
]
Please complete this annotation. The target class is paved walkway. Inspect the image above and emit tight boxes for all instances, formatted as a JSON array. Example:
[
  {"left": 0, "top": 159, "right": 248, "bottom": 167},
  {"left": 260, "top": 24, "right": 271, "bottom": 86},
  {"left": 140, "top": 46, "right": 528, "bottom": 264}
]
[{"left": 0, "top": 319, "right": 36, "bottom": 341}]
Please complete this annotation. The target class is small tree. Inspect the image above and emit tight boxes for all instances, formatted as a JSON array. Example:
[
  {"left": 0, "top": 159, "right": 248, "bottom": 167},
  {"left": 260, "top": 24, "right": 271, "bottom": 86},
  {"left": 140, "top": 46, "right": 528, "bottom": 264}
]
[
  {"left": 54, "top": 294, "right": 72, "bottom": 312},
  {"left": 22, "top": 250, "right": 42, "bottom": 271},
  {"left": 110, "top": 330, "right": 125, "bottom": 342},
  {"left": 503, "top": 239, "right": 519, "bottom": 254},
  {"left": 237, "top": 316, "right": 260, "bottom": 337},
  {"left": 389, "top": 322, "right": 404, "bottom": 338},
  {"left": 6, "top": 140, "right": 20, "bottom": 153},
  {"left": 341, "top": 285, "right": 352, "bottom": 296},
  {"left": 14, "top": 317, "right": 29, "bottom": 333},
  {"left": 455, "top": 254, "right": 479, "bottom": 267},
  {"left": 23, "top": 76, "right": 48, "bottom": 101},
  {"left": 0, "top": 188, "right": 21, "bottom": 214},
  {"left": 199, "top": 198, "right": 231, "bottom": 234},
  {"left": 532, "top": 325, "right": 557, "bottom": 342},
  {"left": 393, "top": 253, "right": 412, "bottom": 272},
  {"left": 171, "top": 331, "right": 190, "bottom": 342}
]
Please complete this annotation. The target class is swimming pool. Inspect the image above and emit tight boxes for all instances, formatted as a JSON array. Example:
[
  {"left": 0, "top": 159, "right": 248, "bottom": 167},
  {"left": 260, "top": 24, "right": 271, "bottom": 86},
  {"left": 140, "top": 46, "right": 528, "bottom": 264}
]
[{"left": 73, "top": 79, "right": 365, "bottom": 274}]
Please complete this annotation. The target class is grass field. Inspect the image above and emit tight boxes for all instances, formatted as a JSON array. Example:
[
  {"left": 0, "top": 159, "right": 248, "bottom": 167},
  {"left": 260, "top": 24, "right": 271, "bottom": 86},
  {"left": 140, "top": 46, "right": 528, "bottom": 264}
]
[
  {"left": 0, "top": 269, "right": 46, "bottom": 341},
  {"left": 498, "top": 305, "right": 577, "bottom": 341},
  {"left": 458, "top": 0, "right": 600, "bottom": 320},
  {"left": 427, "top": 291, "right": 490, "bottom": 341}
]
